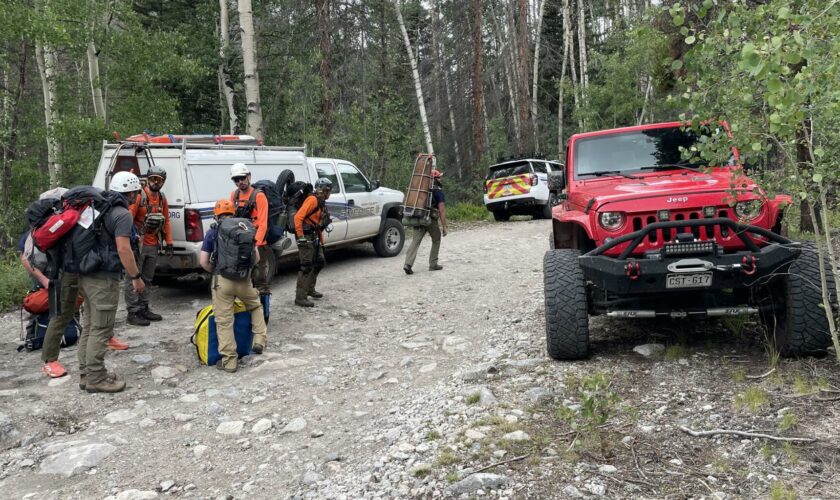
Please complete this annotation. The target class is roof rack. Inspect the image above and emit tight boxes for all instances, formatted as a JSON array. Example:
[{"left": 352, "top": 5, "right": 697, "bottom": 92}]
[
  {"left": 495, "top": 152, "right": 547, "bottom": 163},
  {"left": 102, "top": 141, "right": 306, "bottom": 153}
]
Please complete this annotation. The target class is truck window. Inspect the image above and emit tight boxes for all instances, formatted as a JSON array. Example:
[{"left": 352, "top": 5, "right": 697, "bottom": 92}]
[
  {"left": 315, "top": 162, "right": 341, "bottom": 193},
  {"left": 487, "top": 160, "right": 533, "bottom": 180},
  {"left": 337, "top": 163, "right": 369, "bottom": 193}
]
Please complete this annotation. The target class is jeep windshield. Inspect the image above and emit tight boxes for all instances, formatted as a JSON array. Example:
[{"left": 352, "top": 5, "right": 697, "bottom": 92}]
[
  {"left": 573, "top": 127, "right": 727, "bottom": 179},
  {"left": 487, "top": 161, "right": 532, "bottom": 180}
]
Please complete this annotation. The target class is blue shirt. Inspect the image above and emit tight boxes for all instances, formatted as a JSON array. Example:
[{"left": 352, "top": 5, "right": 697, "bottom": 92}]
[
  {"left": 201, "top": 227, "right": 217, "bottom": 254},
  {"left": 432, "top": 189, "right": 445, "bottom": 206}
]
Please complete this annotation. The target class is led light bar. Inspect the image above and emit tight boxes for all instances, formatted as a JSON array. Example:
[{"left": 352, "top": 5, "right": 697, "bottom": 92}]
[{"left": 663, "top": 240, "right": 716, "bottom": 256}]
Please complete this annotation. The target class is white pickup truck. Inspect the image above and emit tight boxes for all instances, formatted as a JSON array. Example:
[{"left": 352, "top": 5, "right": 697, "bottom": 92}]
[{"left": 92, "top": 139, "right": 406, "bottom": 279}]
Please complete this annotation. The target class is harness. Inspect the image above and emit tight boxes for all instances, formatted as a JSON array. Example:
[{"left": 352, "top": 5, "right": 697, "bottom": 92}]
[
  {"left": 137, "top": 188, "right": 167, "bottom": 243},
  {"left": 300, "top": 195, "right": 327, "bottom": 235},
  {"left": 232, "top": 188, "right": 258, "bottom": 220}
]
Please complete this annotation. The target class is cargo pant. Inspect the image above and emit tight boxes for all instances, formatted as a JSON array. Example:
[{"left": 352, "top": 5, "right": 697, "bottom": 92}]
[
  {"left": 77, "top": 276, "right": 119, "bottom": 385},
  {"left": 124, "top": 245, "right": 158, "bottom": 314},
  {"left": 41, "top": 272, "right": 86, "bottom": 363},
  {"left": 404, "top": 217, "right": 441, "bottom": 268},
  {"left": 211, "top": 274, "right": 268, "bottom": 370},
  {"left": 295, "top": 238, "right": 326, "bottom": 300},
  {"left": 251, "top": 246, "right": 273, "bottom": 294}
]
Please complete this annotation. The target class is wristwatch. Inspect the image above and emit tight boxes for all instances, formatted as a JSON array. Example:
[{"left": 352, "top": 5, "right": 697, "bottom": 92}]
[{"left": 130, "top": 273, "right": 141, "bottom": 280}]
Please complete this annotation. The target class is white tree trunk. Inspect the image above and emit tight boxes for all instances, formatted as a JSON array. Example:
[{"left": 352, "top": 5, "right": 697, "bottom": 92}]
[
  {"left": 637, "top": 75, "right": 652, "bottom": 125},
  {"left": 237, "top": 0, "right": 263, "bottom": 141},
  {"left": 578, "top": 0, "right": 589, "bottom": 91},
  {"left": 557, "top": 0, "right": 571, "bottom": 156},
  {"left": 489, "top": 2, "right": 520, "bottom": 146},
  {"left": 36, "top": 42, "right": 62, "bottom": 187},
  {"left": 394, "top": 1, "right": 434, "bottom": 155},
  {"left": 531, "top": 0, "right": 547, "bottom": 152},
  {"left": 220, "top": 0, "right": 239, "bottom": 134},
  {"left": 86, "top": 41, "right": 106, "bottom": 122}
]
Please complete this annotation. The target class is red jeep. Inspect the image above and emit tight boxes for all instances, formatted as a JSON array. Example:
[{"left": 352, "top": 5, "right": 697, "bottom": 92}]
[{"left": 544, "top": 122, "right": 835, "bottom": 359}]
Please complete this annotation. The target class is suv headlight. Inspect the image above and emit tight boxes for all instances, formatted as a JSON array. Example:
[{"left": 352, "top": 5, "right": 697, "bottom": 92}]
[
  {"left": 599, "top": 212, "right": 625, "bottom": 231},
  {"left": 735, "top": 200, "right": 763, "bottom": 221}
]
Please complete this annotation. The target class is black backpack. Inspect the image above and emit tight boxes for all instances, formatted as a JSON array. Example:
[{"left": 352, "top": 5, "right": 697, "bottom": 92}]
[
  {"left": 60, "top": 188, "right": 123, "bottom": 275},
  {"left": 283, "top": 181, "right": 314, "bottom": 232},
  {"left": 24, "top": 198, "right": 61, "bottom": 230},
  {"left": 214, "top": 218, "right": 257, "bottom": 280},
  {"left": 231, "top": 170, "right": 295, "bottom": 244}
]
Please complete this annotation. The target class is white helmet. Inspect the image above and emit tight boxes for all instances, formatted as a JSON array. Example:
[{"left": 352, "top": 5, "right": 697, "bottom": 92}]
[
  {"left": 110, "top": 171, "right": 142, "bottom": 193},
  {"left": 230, "top": 163, "right": 250, "bottom": 179}
]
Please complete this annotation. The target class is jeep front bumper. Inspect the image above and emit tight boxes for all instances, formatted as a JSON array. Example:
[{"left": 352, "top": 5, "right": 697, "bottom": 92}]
[{"left": 578, "top": 218, "right": 800, "bottom": 295}]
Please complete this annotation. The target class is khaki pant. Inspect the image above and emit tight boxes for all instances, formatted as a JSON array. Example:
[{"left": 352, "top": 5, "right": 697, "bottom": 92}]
[
  {"left": 77, "top": 276, "right": 119, "bottom": 385},
  {"left": 251, "top": 246, "right": 273, "bottom": 294},
  {"left": 404, "top": 217, "right": 441, "bottom": 268},
  {"left": 124, "top": 245, "right": 158, "bottom": 313},
  {"left": 211, "top": 274, "right": 268, "bottom": 370},
  {"left": 295, "top": 239, "right": 326, "bottom": 300},
  {"left": 41, "top": 273, "right": 85, "bottom": 363}
]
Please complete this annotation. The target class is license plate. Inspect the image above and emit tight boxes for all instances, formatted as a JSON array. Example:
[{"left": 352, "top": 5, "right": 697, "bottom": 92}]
[{"left": 666, "top": 272, "right": 712, "bottom": 289}]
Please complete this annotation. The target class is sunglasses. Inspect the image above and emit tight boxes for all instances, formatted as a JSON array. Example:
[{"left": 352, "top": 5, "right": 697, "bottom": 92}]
[
  {"left": 147, "top": 176, "right": 164, "bottom": 183},
  {"left": 232, "top": 176, "right": 248, "bottom": 183}
]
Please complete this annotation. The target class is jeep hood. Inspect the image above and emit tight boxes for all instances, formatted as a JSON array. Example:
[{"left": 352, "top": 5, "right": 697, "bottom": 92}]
[{"left": 571, "top": 170, "right": 757, "bottom": 210}]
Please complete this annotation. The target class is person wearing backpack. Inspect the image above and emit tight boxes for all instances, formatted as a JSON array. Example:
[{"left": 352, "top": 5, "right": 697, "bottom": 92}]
[
  {"left": 125, "top": 165, "right": 173, "bottom": 326},
  {"left": 199, "top": 199, "right": 268, "bottom": 372},
  {"left": 229, "top": 163, "right": 272, "bottom": 299},
  {"left": 403, "top": 169, "right": 448, "bottom": 275},
  {"left": 67, "top": 172, "right": 146, "bottom": 393},
  {"left": 293, "top": 178, "right": 332, "bottom": 308}
]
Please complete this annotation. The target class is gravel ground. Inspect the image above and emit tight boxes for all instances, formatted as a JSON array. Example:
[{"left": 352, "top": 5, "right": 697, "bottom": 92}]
[{"left": 0, "top": 218, "right": 838, "bottom": 499}]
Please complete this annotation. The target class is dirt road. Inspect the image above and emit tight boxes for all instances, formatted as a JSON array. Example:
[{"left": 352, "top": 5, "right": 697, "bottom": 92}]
[{"left": 1, "top": 219, "right": 837, "bottom": 499}]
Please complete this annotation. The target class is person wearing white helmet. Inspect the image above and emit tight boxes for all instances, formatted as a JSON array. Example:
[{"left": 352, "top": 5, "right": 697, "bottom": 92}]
[
  {"left": 64, "top": 171, "right": 146, "bottom": 394},
  {"left": 229, "top": 162, "right": 272, "bottom": 301}
]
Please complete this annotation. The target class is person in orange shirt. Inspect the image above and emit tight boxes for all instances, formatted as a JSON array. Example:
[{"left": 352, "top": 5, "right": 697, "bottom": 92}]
[
  {"left": 229, "top": 163, "right": 272, "bottom": 303},
  {"left": 125, "top": 165, "right": 173, "bottom": 326},
  {"left": 293, "top": 178, "right": 332, "bottom": 307}
]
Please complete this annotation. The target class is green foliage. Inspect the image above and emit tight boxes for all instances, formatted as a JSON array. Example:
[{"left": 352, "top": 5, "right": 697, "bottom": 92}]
[
  {"left": 465, "top": 392, "right": 480, "bottom": 405},
  {"left": 559, "top": 372, "right": 620, "bottom": 432},
  {"left": 778, "top": 412, "right": 797, "bottom": 432},
  {"left": 0, "top": 254, "right": 32, "bottom": 312},
  {"left": 769, "top": 481, "right": 797, "bottom": 500},
  {"left": 446, "top": 203, "right": 489, "bottom": 222},
  {"left": 733, "top": 387, "right": 769, "bottom": 414}
]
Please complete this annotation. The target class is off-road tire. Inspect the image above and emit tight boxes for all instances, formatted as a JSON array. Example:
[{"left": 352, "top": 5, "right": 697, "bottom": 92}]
[
  {"left": 540, "top": 194, "right": 558, "bottom": 219},
  {"left": 493, "top": 211, "right": 510, "bottom": 222},
  {"left": 373, "top": 218, "right": 405, "bottom": 257},
  {"left": 543, "top": 249, "right": 590, "bottom": 360},
  {"left": 762, "top": 241, "right": 836, "bottom": 357},
  {"left": 276, "top": 169, "right": 296, "bottom": 197}
]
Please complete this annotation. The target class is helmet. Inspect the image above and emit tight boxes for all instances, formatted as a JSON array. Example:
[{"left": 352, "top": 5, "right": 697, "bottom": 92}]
[
  {"left": 214, "top": 199, "right": 235, "bottom": 217},
  {"left": 110, "top": 171, "right": 142, "bottom": 193},
  {"left": 431, "top": 169, "right": 443, "bottom": 179},
  {"left": 230, "top": 163, "right": 250, "bottom": 179},
  {"left": 314, "top": 177, "right": 333, "bottom": 192},
  {"left": 147, "top": 165, "right": 167, "bottom": 180}
]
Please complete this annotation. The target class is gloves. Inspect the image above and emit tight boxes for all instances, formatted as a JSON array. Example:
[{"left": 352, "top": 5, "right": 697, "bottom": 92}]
[
  {"left": 162, "top": 244, "right": 174, "bottom": 256},
  {"left": 297, "top": 237, "right": 308, "bottom": 246}
]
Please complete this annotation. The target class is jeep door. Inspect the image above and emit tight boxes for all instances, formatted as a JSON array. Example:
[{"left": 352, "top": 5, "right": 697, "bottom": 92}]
[
  {"left": 338, "top": 161, "right": 381, "bottom": 240},
  {"left": 312, "top": 160, "right": 348, "bottom": 243}
]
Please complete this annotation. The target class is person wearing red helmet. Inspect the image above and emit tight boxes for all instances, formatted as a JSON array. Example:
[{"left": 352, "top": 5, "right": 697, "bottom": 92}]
[{"left": 404, "top": 168, "right": 448, "bottom": 274}]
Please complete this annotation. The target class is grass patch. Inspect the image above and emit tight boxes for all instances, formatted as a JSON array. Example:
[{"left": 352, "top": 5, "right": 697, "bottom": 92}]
[
  {"left": 435, "top": 450, "right": 461, "bottom": 467},
  {"left": 731, "top": 368, "right": 746, "bottom": 383},
  {"left": 444, "top": 472, "right": 460, "bottom": 483},
  {"left": 471, "top": 415, "right": 505, "bottom": 427},
  {"left": 664, "top": 344, "right": 689, "bottom": 360},
  {"left": 447, "top": 202, "right": 489, "bottom": 222},
  {"left": 781, "top": 442, "right": 800, "bottom": 465},
  {"left": 0, "top": 255, "right": 32, "bottom": 312},
  {"left": 465, "top": 392, "right": 481, "bottom": 405},
  {"left": 792, "top": 375, "right": 827, "bottom": 395},
  {"left": 721, "top": 314, "right": 749, "bottom": 336},
  {"left": 778, "top": 412, "right": 797, "bottom": 432},
  {"left": 413, "top": 466, "right": 432, "bottom": 479},
  {"left": 425, "top": 430, "right": 441, "bottom": 441},
  {"left": 734, "top": 387, "right": 769, "bottom": 413},
  {"left": 769, "top": 481, "right": 797, "bottom": 500}
]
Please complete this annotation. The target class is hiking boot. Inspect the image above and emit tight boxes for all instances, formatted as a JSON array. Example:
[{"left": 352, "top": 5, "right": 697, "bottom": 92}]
[
  {"left": 429, "top": 264, "right": 444, "bottom": 271},
  {"left": 308, "top": 290, "right": 323, "bottom": 299},
  {"left": 142, "top": 308, "right": 163, "bottom": 322},
  {"left": 403, "top": 265, "right": 414, "bottom": 275},
  {"left": 126, "top": 312, "right": 150, "bottom": 326},
  {"left": 79, "top": 372, "right": 119, "bottom": 391},
  {"left": 295, "top": 298, "right": 315, "bottom": 308},
  {"left": 41, "top": 360, "right": 67, "bottom": 378},
  {"left": 108, "top": 337, "right": 129, "bottom": 350},
  {"left": 252, "top": 344, "right": 264, "bottom": 355},
  {"left": 85, "top": 376, "right": 126, "bottom": 394},
  {"left": 215, "top": 360, "right": 237, "bottom": 373}
]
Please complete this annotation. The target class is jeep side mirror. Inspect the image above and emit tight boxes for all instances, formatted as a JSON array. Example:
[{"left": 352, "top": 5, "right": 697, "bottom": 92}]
[
  {"left": 547, "top": 170, "right": 565, "bottom": 192},
  {"left": 369, "top": 179, "right": 381, "bottom": 191}
]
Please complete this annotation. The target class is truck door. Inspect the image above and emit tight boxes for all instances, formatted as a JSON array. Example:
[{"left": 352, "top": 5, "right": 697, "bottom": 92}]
[
  {"left": 338, "top": 162, "right": 381, "bottom": 240},
  {"left": 313, "top": 161, "right": 348, "bottom": 243}
]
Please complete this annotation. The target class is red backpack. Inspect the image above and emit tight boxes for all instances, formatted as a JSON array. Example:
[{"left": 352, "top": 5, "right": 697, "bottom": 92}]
[{"left": 31, "top": 208, "right": 83, "bottom": 251}]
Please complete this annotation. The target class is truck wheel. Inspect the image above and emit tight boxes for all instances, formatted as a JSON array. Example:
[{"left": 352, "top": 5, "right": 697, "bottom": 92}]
[
  {"left": 543, "top": 249, "right": 590, "bottom": 360},
  {"left": 540, "top": 196, "right": 556, "bottom": 219},
  {"left": 761, "top": 241, "right": 836, "bottom": 357},
  {"left": 493, "top": 211, "right": 510, "bottom": 222},
  {"left": 373, "top": 218, "right": 405, "bottom": 257}
]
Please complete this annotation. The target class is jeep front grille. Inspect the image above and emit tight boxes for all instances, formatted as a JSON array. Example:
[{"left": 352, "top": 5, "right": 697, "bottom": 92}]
[{"left": 630, "top": 208, "right": 733, "bottom": 247}]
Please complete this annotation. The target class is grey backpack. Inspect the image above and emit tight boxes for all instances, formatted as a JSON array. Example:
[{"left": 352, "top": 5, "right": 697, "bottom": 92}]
[{"left": 214, "top": 218, "right": 256, "bottom": 280}]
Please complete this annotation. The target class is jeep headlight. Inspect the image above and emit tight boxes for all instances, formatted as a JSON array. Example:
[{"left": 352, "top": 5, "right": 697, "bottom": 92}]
[
  {"left": 735, "top": 200, "right": 763, "bottom": 221},
  {"left": 599, "top": 212, "right": 625, "bottom": 231}
]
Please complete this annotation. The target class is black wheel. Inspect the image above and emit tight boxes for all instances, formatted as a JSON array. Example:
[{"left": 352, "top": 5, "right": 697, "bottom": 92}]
[
  {"left": 373, "top": 218, "right": 405, "bottom": 257},
  {"left": 761, "top": 241, "right": 836, "bottom": 357},
  {"left": 275, "top": 169, "right": 295, "bottom": 195},
  {"left": 493, "top": 211, "right": 510, "bottom": 222},
  {"left": 540, "top": 196, "right": 556, "bottom": 219},
  {"left": 543, "top": 249, "right": 590, "bottom": 360},
  {"left": 264, "top": 247, "right": 278, "bottom": 277}
]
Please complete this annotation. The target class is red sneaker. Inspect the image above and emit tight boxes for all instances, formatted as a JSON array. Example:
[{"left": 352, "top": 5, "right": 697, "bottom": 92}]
[
  {"left": 42, "top": 361, "right": 67, "bottom": 378},
  {"left": 108, "top": 337, "right": 129, "bottom": 351}
]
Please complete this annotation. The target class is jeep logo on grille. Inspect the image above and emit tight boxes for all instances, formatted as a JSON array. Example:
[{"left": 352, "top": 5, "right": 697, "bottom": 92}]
[{"left": 666, "top": 196, "right": 688, "bottom": 203}]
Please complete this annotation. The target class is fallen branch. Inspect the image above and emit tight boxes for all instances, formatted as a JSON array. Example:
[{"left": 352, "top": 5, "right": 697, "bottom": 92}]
[
  {"left": 815, "top": 396, "right": 840, "bottom": 402},
  {"left": 467, "top": 454, "right": 530, "bottom": 476},
  {"left": 745, "top": 367, "right": 776, "bottom": 380},
  {"left": 679, "top": 426, "right": 817, "bottom": 443}
]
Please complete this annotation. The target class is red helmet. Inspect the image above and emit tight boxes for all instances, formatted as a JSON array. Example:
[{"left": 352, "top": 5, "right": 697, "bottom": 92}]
[{"left": 431, "top": 169, "right": 443, "bottom": 179}]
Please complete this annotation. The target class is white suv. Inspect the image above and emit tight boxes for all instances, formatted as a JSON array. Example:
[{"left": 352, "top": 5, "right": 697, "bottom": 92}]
[
  {"left": 93, "top": 140, "right": 405, "bottom": 280},
  {"left": 483, "top": 158, "right": 563, "bottom": 221}
]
